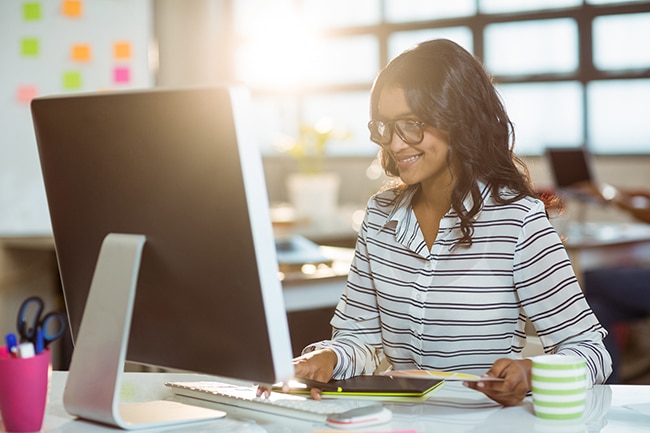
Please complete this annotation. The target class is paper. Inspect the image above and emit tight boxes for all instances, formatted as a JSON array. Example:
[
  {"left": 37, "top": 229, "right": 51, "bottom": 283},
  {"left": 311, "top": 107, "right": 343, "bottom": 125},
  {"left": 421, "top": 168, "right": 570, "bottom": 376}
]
[
  {"left": 71, "top": 44, "right": 91, "bottom": 62},
  {"left": 384, "top": 370, "right": 504, "bottom": 382},
  {"left": 62, "top": 71, "right": 82, "bottom": 90},
  {"left": 62, "top": 0, "right": 83, "bottom": 18},
  {"left": 23, "top": 2, "right": 42, "bottom": 21},
  {"left": 114, "top": 42, "right": 132, "bottom": 60},
  {"left": 21, "top": 38, "right": 39, "bottom": 56},
  {"left": 113, "top": 67, "right": 131, "bottom": 84}
]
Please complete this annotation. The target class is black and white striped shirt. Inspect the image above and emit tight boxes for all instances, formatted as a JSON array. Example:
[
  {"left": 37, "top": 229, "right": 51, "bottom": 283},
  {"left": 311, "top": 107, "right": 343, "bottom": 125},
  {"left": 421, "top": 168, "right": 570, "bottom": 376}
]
[{"left": 306, "top": 183, "right": 611, "bottom": 386}]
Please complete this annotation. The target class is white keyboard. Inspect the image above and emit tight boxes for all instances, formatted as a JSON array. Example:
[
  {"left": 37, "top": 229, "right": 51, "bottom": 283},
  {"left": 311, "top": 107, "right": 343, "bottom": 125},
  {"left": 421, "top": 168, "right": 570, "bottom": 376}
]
[{"left": 165, "top": 381, "right": 377, "bottom": 423}]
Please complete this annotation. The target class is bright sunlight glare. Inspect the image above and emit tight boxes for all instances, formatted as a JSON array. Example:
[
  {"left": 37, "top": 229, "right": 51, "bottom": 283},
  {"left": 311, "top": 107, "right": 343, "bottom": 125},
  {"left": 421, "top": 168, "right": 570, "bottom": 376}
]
[{"left": 236, "top": 11, "right": 324, "bottom": 89}]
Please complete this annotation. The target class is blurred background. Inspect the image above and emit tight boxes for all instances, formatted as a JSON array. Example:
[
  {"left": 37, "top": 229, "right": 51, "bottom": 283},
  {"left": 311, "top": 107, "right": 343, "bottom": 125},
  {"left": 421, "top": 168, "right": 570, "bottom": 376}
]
[{"left": 1, "top": 0, "right": 649, "bottom": 381}]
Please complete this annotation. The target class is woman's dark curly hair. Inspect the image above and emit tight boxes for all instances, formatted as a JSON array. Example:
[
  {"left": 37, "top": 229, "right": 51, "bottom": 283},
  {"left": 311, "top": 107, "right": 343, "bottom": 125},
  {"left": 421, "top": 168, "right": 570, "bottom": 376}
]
[{"left": 370, "top": 39, "right": 538, "bottom": 247}]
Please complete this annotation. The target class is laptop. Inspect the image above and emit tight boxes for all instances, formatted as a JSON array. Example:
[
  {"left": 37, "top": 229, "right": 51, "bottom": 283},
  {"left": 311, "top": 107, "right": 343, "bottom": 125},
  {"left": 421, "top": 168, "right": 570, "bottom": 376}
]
[{"left": 545, "top": 147, "right": 596, "bottom": 191}]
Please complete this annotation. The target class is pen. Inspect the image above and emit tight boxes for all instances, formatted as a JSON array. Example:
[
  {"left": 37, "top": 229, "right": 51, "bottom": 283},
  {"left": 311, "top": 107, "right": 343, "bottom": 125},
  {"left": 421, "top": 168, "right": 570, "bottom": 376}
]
[
  {"left": 294, "top": 377, "right": 343, "bottom": 393},
  {"left": 5, "top": 333, "right": 18, "bottom": 357}
]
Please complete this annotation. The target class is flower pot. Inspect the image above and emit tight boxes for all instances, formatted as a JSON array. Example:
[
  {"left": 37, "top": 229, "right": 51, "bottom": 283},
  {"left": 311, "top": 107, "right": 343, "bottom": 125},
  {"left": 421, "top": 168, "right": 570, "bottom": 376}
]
[{"left": 286, "top": 172, "right": 340, "bottom": 227}]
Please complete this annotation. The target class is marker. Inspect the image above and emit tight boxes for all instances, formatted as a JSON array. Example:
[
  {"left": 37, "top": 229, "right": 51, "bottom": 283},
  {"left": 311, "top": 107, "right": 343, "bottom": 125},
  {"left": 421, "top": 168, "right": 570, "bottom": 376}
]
[
  {"left": 17, "top": 342, "right": 35, "bottom": 359},
  {"left": 34, "top": 327, "right": 45, "bottom": 354},
  {"left": 5, "top": 333, "right": 18, "bottom": 357}
]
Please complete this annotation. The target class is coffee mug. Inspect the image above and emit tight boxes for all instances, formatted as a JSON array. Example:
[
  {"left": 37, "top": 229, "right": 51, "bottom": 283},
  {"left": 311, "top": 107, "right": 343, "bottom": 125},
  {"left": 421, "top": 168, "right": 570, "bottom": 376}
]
[{"left": 532, "top": 354, "right": 587, "bottom": 420}]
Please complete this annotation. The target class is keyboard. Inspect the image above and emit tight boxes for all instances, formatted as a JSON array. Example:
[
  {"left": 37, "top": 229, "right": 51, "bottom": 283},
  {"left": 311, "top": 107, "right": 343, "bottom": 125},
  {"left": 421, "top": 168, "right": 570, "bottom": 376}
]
[{"left": 165, "top": 381, "right": 378, "bottom": 423}]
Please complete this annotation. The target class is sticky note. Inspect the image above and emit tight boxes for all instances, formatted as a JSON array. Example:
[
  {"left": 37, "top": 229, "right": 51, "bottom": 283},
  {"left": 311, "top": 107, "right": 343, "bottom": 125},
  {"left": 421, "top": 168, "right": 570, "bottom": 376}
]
[
  {"left": 16, "top": 86, "right": 38, "bottom": 104},
  {"left": 21, "top": 38, "right": 39, "bottom": 56},
  {"left": 71, "top": 44, "right": 91, "bottom": 62},
  {"left": 63, "top": 71, "right": 82, "bottom": 90},
  {"left": 113, "top": 67, "right": 130, "bottom": 84},
  {"left": 62, "top": 0, "right": 82, "bottom": 17},
  {"left": 23, "top": 2, "right": 42, "bottom": 20},
  {"left": 113, "top": 42, "right": 131, "bottom": 60}
]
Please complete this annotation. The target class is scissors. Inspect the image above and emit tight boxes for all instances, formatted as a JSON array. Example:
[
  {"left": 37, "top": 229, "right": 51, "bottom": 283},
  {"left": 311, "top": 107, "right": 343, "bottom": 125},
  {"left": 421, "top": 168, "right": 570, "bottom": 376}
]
[{"left": 16, "top": 296, "right": 66, "bottom": 353}]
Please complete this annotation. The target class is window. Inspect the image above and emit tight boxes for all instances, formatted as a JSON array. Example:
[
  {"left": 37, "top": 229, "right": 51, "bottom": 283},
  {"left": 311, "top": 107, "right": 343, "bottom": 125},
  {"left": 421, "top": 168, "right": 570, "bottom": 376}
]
[
  {"left": 484, "top": 19, "right": 578, "bottom": 76},
  {"left": 498, "top": 82, "right": 583, "bottom": 154},
  {"left": 233, "top": 1, "right": 650, "bottom": 156},
  {"left": 588, "top": 79, "right": 650, "bottom": 154},
  {"left": 593, "top": 13, "right": 650, "bottom": 71}
]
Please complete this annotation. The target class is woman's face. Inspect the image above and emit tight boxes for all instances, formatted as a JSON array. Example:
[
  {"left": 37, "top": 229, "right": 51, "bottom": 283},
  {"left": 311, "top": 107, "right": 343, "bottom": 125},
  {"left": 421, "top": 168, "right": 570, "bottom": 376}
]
[{"left": 376, "top": 86, "right": 453, "bottom": 189}]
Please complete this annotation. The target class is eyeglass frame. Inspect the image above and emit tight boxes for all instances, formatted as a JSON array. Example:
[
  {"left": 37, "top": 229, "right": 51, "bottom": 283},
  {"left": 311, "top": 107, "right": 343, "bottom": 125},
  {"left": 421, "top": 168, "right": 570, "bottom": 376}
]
[{"left": 367, "top": 118, "right": 427, "bottom": 147}]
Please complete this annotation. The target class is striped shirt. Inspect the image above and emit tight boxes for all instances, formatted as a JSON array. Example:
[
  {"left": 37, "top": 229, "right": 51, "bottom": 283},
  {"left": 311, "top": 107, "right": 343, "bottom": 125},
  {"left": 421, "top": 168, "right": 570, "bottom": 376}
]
[{"left": 305, "top": 183, "right": 612, "bottom": 386}]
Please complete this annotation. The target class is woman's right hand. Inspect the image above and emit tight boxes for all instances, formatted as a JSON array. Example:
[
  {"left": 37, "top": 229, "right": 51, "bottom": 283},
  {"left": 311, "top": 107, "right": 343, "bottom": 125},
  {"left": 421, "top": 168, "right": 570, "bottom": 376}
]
[
  {"left": 292, "top": 349, "right": 337, "bottom": 400},
  {"left": 256, "top": 348, "right": 337, "bottom": 400}
]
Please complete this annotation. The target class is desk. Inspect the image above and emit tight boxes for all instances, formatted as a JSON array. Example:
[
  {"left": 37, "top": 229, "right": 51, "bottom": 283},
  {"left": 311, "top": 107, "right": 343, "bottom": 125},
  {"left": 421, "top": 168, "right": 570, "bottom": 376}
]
[
  {"left": 560, "top": 222, "right": 650, "bottom": 280},
  {"left": 28, "top": 371, "right": 650, "bottom": 432}
]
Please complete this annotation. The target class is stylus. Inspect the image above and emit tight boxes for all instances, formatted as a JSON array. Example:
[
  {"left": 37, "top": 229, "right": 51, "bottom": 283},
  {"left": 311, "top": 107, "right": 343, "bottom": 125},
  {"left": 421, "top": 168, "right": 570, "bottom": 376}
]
[{"left": 293, "top": 377, "right": 343, "bottom": 392}]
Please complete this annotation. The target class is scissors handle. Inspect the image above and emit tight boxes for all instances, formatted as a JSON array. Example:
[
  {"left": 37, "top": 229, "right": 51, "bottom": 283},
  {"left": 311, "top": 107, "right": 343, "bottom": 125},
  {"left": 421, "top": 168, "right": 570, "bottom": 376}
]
[
  {"left": 16, "top": 296, "right": 66, "bottom": 349},
  {"left": 17, "top": 296, "right": 44, "bottom": 341},
  {"left": 39, "top": 312, "right": 66, "bottom": 344}
]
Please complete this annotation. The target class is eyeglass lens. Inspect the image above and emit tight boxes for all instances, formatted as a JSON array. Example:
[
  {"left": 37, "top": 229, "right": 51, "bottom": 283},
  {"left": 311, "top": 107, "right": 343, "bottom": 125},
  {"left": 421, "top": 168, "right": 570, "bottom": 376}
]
[{"left": 369, "top": 119, "right": 424, "bottom": 146}]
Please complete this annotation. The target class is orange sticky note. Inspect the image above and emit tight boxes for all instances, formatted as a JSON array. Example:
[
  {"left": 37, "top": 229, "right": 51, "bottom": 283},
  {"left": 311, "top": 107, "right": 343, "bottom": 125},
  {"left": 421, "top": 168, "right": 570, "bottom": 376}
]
[
  {"left": 62, "top": 0, "right": 82, "bottom": 18},
  {"left": 113, "top": 42, "right": 131, "bottom": 60},
  {"left": 71, "top": 44, "right": 91, "bottom": 62}
]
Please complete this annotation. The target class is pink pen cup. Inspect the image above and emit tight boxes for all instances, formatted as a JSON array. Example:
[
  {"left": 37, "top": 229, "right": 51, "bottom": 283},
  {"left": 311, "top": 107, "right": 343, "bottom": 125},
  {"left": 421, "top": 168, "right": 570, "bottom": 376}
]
[{"left": 0, "top": 347, "right": 51, "bottom": 432}]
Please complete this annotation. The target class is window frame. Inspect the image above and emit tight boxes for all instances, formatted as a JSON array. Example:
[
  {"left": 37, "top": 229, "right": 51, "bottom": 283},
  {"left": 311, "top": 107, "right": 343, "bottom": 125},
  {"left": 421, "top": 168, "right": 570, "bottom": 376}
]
[{"left": 232, "top": 0, "right": 650, "bottom": 156}]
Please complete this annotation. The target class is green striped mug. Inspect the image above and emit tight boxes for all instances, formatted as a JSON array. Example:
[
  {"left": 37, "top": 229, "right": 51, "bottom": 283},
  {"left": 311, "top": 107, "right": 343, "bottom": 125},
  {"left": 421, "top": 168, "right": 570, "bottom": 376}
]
[{"left": 532, "top": 355, "right": 587, "bottom": 420}]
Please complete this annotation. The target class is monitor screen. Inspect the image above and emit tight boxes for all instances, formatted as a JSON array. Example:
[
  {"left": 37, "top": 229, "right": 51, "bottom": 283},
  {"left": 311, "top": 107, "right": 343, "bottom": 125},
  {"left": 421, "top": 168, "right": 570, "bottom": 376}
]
[{"left": 31, "top": 86, "right": 294, "bottom": 385}]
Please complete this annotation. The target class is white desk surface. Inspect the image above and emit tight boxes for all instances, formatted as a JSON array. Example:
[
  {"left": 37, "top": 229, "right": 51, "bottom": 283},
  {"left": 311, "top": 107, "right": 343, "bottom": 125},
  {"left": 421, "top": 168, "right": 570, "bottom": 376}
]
[{"left": 25, "top": 371, "right": 650, "bottom": 433}]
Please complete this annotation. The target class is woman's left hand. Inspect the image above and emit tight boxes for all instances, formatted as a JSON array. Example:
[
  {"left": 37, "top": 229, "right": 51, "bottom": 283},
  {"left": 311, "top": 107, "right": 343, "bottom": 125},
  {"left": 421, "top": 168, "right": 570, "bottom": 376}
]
[{"left": 463, "top": 358, "right": 532, "bottom": 407}]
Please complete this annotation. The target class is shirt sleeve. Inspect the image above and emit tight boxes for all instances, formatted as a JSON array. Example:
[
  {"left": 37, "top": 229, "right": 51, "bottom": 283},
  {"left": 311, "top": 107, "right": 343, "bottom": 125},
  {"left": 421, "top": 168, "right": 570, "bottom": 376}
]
[
  {"left": 514, "top": 200, "right": 613, "bottom": 386},
  {"left": 302, "top": 208, "right": 385, "bottom": 379}
]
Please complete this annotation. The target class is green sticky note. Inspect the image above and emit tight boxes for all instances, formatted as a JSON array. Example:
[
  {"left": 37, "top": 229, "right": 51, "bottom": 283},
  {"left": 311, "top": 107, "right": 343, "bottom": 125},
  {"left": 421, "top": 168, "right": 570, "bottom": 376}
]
[
  {"left": 21, "top": 38, "right": 40, "bottom": 56},
  {"left": 23, "top": 2, "right": 42, "bottom": 20},
  {"left": 63, "top": 71, "right": 82, "bottom": 90}
]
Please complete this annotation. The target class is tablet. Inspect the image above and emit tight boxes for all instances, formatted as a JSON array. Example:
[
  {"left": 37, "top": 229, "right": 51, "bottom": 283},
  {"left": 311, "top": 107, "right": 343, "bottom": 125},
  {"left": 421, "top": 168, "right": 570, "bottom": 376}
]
[{"left": 275, "top": 375, "right": 444, "bottom": 398}]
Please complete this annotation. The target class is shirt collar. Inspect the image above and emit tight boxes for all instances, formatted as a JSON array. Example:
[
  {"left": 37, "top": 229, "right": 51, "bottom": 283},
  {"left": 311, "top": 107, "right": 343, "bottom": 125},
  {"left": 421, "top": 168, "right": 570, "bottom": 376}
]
[{"left": 380, "top": 181, "right": 491, "bottom": 232}]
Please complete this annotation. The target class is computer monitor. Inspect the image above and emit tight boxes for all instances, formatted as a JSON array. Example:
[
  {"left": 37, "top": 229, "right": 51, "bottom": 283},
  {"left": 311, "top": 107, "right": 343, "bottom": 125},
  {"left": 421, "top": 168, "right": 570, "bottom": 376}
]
[{"left": 31, "top": 86, "right": 294, "bottom": 428}]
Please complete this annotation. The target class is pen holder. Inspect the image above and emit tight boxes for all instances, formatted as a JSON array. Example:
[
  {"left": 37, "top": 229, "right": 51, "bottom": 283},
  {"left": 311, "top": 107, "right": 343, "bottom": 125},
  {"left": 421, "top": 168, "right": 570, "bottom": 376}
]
[{"left": 0, "top": 348, "right": 51, "bottom": 432}]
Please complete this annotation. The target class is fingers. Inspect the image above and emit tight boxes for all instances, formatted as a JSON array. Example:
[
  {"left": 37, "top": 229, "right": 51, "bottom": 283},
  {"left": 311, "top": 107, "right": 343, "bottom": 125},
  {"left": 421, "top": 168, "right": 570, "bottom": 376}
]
[
  {"left": 255, "top": 386, "right": 271, "bottom": 398},
  {"left": 464, "top": 359, "right": 532, "bottom": 407}
]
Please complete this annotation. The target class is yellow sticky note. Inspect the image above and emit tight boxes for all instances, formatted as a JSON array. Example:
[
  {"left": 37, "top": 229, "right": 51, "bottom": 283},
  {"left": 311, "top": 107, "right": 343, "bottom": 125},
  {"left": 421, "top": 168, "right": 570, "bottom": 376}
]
[
  {"left": 71, "top": 44, "right": 91, "bottom": 62},
  {"left": 62, "top": 0, "right": 82, "bottom": 18},
  {"left": 23, "top": 2, "right": 42, "bottom": 20},
  {"left": 113, "top": 41, "right": 132, "bottom": 60},
  {"left": 63, "top": 71, "right": 82, "bottom": 90},
  {"left": 21, "top": 38, "right": 39, "bottom": 56}
]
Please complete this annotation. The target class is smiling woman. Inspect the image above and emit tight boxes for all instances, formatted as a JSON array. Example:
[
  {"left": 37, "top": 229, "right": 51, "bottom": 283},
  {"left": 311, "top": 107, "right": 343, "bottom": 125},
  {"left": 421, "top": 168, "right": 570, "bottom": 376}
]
[{"left": 286, "top": 38, "right": 612, "bottom": 408}]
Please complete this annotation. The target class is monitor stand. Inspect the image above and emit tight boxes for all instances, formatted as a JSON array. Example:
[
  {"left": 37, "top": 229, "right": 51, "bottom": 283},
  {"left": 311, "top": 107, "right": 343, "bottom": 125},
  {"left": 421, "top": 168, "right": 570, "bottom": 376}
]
[{"left": 63, "top": 233, "right": 226, "bottom": 429}]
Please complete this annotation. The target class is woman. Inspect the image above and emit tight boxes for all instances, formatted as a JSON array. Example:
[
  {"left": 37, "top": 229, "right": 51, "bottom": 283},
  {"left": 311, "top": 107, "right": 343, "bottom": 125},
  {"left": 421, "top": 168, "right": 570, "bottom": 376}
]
[{"left": 283, "top": 39, "right": 611, "bottom": 406}]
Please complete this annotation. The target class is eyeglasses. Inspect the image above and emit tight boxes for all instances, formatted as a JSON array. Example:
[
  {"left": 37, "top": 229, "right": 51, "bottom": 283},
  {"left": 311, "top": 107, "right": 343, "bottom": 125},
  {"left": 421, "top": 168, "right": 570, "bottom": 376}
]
[{"left": 368, "top": 119, "right": 426, "bottom": 147}]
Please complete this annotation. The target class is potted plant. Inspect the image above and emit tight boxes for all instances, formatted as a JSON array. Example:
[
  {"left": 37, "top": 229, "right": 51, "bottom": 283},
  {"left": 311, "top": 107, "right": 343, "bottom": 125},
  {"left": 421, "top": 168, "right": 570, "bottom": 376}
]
[{"left": 279, "top": 118, "right": 349, "bottom": 227}]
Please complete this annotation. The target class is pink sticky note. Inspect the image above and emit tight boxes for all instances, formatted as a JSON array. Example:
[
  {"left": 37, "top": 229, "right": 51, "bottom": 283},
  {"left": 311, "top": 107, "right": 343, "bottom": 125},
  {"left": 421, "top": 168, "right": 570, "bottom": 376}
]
[
  {"left": 113, "top": 66, "right": 130, "bottom": 84},
  {"left": 17, "top": 86, "right": 38, "bottom": 103}
]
